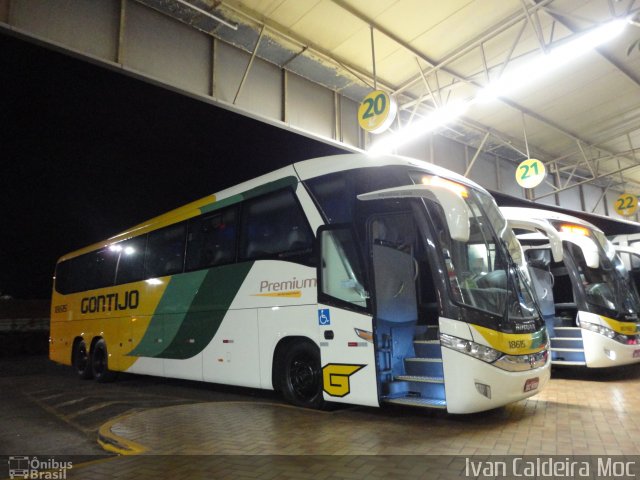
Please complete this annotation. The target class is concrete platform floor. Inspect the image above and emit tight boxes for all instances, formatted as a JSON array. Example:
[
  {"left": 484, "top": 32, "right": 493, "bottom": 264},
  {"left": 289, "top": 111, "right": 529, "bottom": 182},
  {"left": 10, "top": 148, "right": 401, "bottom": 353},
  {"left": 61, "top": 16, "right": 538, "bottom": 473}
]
[
  {"left": 96, "top": 366, "right": 640, "bottom": 457},
  {"left": 3, "top": 357, "right": 640, "bottom": 479},
  {"left": 52, "top": 364, "right": 640, "bottom": 479}
]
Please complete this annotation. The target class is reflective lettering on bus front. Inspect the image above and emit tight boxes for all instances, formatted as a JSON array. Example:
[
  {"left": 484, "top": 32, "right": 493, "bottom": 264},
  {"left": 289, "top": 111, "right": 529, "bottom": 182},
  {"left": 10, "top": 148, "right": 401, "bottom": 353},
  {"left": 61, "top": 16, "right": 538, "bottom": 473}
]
[{"left": 80, "top": 290, "right": 140, "bottom": 314}]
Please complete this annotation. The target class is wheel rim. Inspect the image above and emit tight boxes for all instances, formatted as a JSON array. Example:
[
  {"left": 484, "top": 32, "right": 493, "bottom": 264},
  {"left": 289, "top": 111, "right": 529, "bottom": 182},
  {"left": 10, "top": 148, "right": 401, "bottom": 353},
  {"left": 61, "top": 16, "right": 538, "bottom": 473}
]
[
  {"left": 289, "top": 353, "right": 320, "bottom": 401},
  {"left": 94, "top": 346, "right": 106, "bottom": 376},
  {"left": 76, "top": 344, "right": 88, "bottom": 373}
]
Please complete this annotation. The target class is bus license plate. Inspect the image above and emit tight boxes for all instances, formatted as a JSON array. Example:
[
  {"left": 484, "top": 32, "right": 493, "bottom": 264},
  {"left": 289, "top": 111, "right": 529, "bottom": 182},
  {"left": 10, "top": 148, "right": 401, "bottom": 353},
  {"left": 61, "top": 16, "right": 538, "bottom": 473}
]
[
  {"left": 524, "top": 378, "right": 539, "bottom": 392},
  {"left": 633, "top": 350, "right": 640, "bottom": 358}
]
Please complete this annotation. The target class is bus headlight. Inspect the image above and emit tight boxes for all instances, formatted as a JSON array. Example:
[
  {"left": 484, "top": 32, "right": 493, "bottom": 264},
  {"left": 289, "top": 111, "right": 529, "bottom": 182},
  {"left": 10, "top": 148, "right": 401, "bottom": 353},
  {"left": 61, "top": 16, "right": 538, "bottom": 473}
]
[
  {"left": 581, "top": 321, "right": 640, "bottom": 345},
  {"left": 441, "top": 333, "right": 548, "bottom": 371},
  {"left": 440, "top": 333, "right": 501, "bottom": 363}
]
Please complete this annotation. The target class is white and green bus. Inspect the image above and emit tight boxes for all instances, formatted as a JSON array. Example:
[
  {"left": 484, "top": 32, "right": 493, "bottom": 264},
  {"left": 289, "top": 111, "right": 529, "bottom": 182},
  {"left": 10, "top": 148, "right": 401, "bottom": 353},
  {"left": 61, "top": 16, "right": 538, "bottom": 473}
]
[
  {"left": 50, "top": 154, "right": 549, "bottom": 414},
  {"left": 502, "top": 207, "right": 640, "bottom": 368}
]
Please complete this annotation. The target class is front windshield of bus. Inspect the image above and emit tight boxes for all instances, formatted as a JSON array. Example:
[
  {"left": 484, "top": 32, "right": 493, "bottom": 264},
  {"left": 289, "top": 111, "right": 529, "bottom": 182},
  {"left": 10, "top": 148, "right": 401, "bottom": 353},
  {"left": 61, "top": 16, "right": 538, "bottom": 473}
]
[
  {"left": 411, "top": 175, "right": 539, "bottom": 327},
  {"left": 306, "top": 165, "right": 541, "bottom": 329},
  {"left": 560, "top": 226, "right": 640, "bottom": 318}
]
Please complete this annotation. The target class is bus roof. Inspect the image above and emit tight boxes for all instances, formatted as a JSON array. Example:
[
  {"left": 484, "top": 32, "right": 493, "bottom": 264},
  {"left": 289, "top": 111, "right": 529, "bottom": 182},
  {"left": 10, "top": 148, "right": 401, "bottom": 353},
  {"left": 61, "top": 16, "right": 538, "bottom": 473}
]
[
  {"left": 500, "top": 207, "right": 602, "bottom": 233},
  {"left": 292, "top": 153, "right": 486, "bottom": 193},
  {"left": 57, "top": 153, "right": 487, "bottom": 262}
]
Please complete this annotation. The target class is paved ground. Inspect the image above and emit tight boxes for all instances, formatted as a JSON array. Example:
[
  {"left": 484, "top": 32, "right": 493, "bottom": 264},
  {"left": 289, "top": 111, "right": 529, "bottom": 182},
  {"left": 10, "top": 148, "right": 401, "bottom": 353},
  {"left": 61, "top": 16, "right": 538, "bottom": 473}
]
[
  {"left": 2, "top": 356, "right": 640, "bottom": 479},
  {"left": 0, "top": 355, "right": 279, "bottom": 456}
]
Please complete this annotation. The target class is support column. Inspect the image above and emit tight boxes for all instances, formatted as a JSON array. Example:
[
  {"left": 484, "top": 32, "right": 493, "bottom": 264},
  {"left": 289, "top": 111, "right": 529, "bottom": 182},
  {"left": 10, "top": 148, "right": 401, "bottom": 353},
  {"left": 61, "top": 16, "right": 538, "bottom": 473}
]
[
  {"left": 334, "top": 91, "right": 342, "bottom": 142},
  {"left": 209, "top": 37, "right": 216, "bottom": 97},
  {"left": 281, "top": 69, "right": 288, "bottom": 123},
  {"left": 117, "top": 0, "right": 127, "bottom": 64}
]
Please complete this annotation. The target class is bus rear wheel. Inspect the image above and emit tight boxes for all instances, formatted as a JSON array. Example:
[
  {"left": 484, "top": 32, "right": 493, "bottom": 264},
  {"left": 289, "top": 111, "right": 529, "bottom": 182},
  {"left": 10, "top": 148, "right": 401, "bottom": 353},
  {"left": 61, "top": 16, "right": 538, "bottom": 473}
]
[
  {"left": 72, "top": 339, "right": 93, "bottom": 380},
  {"left": 280, "top": 341, "right": 325, "bottom": 409},
  {"left": 91, "top": 339, "right": 117, "bottom": 383}
]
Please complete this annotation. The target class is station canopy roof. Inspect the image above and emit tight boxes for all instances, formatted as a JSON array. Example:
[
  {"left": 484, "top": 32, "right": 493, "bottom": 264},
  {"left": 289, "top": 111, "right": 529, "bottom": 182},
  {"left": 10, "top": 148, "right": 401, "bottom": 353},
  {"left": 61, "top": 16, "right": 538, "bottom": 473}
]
[{"left": 139, "top": 0, "right": 640, "bottom": 202}]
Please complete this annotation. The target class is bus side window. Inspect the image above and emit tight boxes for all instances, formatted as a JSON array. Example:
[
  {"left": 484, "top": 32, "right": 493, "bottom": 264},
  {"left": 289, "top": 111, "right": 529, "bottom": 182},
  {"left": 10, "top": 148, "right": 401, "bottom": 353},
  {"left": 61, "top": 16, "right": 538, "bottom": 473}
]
[
  {"left": 115, "top": 236, "right": 147, "bottom": 285},
  {"left": 144, "top": 223, "right": 187, "bottom": 278},
  {"left": 319, "top": 227, "right": 369, "bottom": 310},
  {"left": 90, "top": 248, "right": 119, "bottom": 290},
  {"left": 306, "top": 174, "right": 351, "bottom": 223},
  {"left": 239, "top": 189, "right": 313, "bottom": 262},
  {"left": 55, "top": 255, "right": 85, "bottom": 294},
  {"left": 186, "top": 208, "right": 237, "bottom": 271},
  {"left": 56, "top": 249, "right": 118, "bottom": 293},
  {"left": 54, "top": 261, "right": 71, "bottom": 294}
]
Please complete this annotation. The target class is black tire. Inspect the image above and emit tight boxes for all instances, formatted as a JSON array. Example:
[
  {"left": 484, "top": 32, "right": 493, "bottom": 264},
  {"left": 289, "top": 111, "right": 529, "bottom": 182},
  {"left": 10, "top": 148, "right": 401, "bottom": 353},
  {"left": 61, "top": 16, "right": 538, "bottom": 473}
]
[
  {"left": 279, "top": 341, "right": 325, "bottom": 409},
  {"left": 91, "top": 339, "right": 117, "bottom": 383},
  {"left": 72, "top": 339, "right": 93, "bottom": 380}
]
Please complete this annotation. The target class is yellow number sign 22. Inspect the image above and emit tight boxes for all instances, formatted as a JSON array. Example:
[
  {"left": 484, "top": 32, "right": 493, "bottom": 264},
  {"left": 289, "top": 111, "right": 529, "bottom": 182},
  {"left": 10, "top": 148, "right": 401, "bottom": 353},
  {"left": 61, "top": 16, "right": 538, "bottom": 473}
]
[{"left": 614, "top": 193, "right": 638, "bottom": 217}]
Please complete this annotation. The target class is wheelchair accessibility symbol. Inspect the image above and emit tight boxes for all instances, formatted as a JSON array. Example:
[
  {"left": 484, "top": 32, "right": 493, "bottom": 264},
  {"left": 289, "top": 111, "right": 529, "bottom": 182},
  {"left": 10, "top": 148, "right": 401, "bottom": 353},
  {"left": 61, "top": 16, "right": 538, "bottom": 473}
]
[{"left": 318, "top": 309, "right": 331, "bottom": 326}]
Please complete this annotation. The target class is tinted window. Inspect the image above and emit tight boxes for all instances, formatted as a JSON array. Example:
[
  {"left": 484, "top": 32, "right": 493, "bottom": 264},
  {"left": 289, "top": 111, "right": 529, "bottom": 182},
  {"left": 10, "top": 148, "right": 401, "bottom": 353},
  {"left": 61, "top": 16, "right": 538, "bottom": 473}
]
[
  {"left": 319, "top": 227, "right": 369, "bottom": 310},
  {"left": 115, "top": 236, "right": 147, "bottom": 285},
  {"left": 55, "top": 247, "right": 118, "bottom": 294},
  {"left": 55, "top": 255, "right": 84, "bottom": 294},
  {"left": 90, "top": 248, "right": 118, "bottom": 290},
  {"left": 306, "top": 174, "right": 351, "bottom": 223},
  {"left": 305, "top": 167, "right": 406, "bottom": 224},
  {"left": 55, "top": 260, "right": 72, "bottom": 294},
  {"left": 240, "top": 189, "right": 313, "bottom": 262},
  {"left": 186, "top": 208, "right": 237, "bottom": 271},
  {"left": 145, "top": 223, "right": 187, "bottom": 278}
]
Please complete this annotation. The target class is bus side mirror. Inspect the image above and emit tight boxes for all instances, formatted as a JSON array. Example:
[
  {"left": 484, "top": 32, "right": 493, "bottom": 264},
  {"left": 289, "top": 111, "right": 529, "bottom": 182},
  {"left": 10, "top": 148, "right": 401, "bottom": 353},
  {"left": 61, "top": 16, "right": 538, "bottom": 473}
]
[
  {"left": 505, "top": 217, "right": 563, "bottom": 264},
  {"left": 562, "top": 234, "right": 600, "bottom": 269},
  {"left": 427, "top": 187, "right": 470, "bottom": 242}
]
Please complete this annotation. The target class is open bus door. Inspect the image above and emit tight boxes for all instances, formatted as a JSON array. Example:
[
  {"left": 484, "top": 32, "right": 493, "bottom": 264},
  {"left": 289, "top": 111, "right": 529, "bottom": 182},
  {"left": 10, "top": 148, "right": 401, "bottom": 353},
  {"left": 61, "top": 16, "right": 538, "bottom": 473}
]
[
  {"left": 355, "top": 185, "right": 471, "bottom": 410},
  {"left": 316, "top": 224, "right": 379, "bottom": 407}
]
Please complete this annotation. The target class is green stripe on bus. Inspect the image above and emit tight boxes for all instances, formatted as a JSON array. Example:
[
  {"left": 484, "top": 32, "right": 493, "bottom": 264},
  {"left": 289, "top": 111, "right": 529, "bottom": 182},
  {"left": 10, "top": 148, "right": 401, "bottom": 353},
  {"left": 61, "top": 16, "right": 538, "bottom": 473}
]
[
  {"left": 128, "top": 270, "right": 208, "bottom": 357},
  {"left": 199, "top": 176, "right": 298, "bottom": 214},
  {"left": 155, "top": 262, "right": 254, "bottom": 359}
]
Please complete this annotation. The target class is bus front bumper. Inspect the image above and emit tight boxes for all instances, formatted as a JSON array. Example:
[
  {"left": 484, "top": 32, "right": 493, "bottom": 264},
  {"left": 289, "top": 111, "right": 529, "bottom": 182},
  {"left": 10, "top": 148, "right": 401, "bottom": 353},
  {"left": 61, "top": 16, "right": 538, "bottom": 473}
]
[
  {"left": 582, "top": 330, "right": 640, "bottom": 368},
  {"left": 441, "top": 347, "right": 551, "bottom": 414}
]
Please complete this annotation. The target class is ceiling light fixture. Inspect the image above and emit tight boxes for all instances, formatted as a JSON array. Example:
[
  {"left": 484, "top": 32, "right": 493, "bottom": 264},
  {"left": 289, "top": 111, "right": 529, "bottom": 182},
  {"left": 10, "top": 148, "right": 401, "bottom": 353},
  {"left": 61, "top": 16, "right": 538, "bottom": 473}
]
[
  {"left": 368, "top": 101, "right": 468, "bottom": 155},
  {"left": 476, "top": 18, "right": 628, "bottom": 103},
  {"left": 368, "top": 17, "right": 629, "bottom": 155}
]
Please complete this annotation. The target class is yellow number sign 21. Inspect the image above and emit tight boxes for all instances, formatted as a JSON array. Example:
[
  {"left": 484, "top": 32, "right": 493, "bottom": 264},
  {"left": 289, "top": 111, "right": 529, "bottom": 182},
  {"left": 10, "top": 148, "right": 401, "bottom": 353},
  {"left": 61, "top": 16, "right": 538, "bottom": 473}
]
[{"left": 516, "top": 158, "right": 546, "bottom": 189}]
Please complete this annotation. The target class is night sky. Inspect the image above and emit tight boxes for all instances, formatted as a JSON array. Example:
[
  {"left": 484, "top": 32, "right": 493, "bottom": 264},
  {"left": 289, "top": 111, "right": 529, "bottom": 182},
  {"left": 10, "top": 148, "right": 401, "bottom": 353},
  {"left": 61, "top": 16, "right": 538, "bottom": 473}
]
[{"left": 0, "top": 32, "right": 345, "bottom": 299}]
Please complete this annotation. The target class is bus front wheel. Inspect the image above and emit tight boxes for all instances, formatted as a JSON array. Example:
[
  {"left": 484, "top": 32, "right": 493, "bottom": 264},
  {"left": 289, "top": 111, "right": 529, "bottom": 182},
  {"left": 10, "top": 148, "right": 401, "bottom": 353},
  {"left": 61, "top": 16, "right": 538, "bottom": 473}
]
[
  {"left": 72, "top": 339, "right": 93, "bottom": 380},
  {"left": 91, "top": 339, "right": 117, "bottom": 383},
  {"left": 280, "top": 341, "right": 325, "bottom": 409}
]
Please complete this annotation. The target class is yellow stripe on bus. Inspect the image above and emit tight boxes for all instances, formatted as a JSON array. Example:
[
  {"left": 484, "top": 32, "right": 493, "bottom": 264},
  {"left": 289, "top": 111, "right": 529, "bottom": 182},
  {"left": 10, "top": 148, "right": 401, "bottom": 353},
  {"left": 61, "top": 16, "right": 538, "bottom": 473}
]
[
  {"left": 252, "top": 291, "right": 302, "bottom": 298},
  {"left": 600, "top": 316, "right": 638, "bottom": 335},
  {"left": 471, "top": 324, "right": 547, "bottom": 355}
]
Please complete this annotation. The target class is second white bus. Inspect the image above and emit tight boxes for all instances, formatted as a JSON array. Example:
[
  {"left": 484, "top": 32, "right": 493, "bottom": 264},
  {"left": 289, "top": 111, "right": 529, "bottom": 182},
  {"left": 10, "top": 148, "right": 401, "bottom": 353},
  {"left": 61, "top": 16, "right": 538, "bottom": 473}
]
[{"left": 502, "top": 207, "right": 640, "bottom": 368}]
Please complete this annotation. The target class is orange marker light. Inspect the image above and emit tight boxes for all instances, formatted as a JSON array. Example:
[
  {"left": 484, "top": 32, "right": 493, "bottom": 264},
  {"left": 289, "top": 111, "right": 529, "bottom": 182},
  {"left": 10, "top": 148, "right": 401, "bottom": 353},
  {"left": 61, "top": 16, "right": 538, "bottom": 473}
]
[
  {"left": 421, "top": 176, "right": 469, "bottom": 198},
  {"left": 560, "top": 224, "right": 589, "bottom": 236}
]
